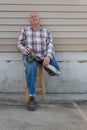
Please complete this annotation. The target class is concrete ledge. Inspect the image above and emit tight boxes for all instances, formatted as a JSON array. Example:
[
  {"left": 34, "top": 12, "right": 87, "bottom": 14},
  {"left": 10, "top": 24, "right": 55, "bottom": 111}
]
[{"left": 0, "top": 93, "right": 87, "bottom": 106}]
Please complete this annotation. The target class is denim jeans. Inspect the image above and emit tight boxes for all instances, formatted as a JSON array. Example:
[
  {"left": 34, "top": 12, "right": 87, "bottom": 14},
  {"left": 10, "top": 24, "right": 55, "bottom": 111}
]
[
  {"left": 23, "top": 56, "right": 60, "bottom": 96},
  {"left": 44, "top": 57, "right": 60, "bottom": 76}
]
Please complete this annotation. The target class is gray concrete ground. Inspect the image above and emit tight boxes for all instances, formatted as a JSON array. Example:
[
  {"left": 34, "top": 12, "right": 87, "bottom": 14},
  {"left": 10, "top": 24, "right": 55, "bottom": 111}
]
[{"left": 0, "top": 93, "right": 87, "bottom": 130}]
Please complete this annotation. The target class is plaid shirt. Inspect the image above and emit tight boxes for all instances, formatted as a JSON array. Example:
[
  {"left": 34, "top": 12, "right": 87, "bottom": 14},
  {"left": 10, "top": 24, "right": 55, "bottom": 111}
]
[{"left": 18, "top": 26, "right": 55, "bottom": 59}]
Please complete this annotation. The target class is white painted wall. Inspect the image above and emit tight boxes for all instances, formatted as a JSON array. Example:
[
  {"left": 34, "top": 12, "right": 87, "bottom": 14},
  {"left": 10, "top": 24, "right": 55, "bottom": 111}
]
[{"left": 0, "top": 52, "right": 87, "bottom": 95}]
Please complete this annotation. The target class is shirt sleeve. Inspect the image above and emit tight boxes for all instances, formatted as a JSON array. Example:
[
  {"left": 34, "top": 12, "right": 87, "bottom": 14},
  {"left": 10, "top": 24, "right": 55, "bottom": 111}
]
[
  {"left": 46, "top": 30, "right": 54, "bottom": 59},
  {"left": 17, "top": 28, "right": 27, "bottom": 53}
]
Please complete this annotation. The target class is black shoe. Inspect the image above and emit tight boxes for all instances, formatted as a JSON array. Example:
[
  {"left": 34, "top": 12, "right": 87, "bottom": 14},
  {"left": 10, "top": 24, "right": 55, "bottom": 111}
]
[{"left": 27, "top": 96, "right": 37, "bottom": 111}]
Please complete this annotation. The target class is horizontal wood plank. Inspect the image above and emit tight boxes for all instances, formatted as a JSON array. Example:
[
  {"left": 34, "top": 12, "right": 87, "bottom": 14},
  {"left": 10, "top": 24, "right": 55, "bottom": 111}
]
[
  {"left": 0, "top": 44, "right": 87, "bottom": 52},
  {"left": 0, "top": 38, "right": 87, "bottom": 45},
  {"left": 0, "top": 31, "right": 87, "bottom": 38},
  {"left": 0, "top": 5, "right": 87, "bottom": 12},
  {"left": 0, "top": 0, "right": 87, "bottom": 5},
  {"left": 0, "top": 12, "right": 87, "bottom": 19},
  {"left": 1, "top": 25, "right": 87, "bottom": 32},
  {"left": 0, "top": 19, "right": 87, "bottom": 26}
]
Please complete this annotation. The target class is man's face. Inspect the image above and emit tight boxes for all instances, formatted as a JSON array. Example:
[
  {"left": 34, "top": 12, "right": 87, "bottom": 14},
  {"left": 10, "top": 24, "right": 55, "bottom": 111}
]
[{"left": 30, "top": 13, "right": 40, "bottom": 25}]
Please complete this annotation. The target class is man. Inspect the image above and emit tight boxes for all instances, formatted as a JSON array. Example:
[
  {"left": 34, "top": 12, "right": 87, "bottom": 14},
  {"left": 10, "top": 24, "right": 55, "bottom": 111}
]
[{"left": 18, "top": 12, "right": 60, "bottom": 111}]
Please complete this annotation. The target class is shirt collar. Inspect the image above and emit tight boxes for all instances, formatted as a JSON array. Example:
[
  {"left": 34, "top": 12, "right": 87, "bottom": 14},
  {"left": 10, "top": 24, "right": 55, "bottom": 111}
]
[{"left": 30, "top": 26, "right": 42, "bottom": 31}]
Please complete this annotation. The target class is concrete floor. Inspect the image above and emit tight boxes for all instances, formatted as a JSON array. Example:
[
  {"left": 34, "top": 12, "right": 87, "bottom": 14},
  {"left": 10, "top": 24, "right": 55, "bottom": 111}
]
[{"left": 0, "top": 95, "right": 87, "bottom": 130}]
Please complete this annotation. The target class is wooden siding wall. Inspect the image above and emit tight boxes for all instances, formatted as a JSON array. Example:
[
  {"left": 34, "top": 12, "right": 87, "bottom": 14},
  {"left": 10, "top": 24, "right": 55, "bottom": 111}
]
[{"left": 0, "top": 0, "right": 87, "bottom": 52}]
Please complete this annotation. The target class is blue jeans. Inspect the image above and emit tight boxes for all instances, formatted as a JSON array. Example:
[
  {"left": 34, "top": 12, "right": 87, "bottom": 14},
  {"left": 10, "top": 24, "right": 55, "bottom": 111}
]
[{"left": 23, "top": 56, "right": 60, "bottom": 96}]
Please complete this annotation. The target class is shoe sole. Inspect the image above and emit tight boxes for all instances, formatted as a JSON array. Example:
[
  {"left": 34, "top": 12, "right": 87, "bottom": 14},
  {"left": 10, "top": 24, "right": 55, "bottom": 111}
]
[{"left": 27, "top": 106, "right": 37, "bottom": 111}]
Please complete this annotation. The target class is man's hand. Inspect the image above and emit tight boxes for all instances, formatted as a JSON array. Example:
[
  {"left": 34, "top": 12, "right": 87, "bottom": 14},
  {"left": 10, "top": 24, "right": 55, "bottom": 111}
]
[
  {"left": 23, "top": 48, "right": 31, "bottom": 55},
  {"left": 43, "top": 56, "right": 50, "bottom": 67}
]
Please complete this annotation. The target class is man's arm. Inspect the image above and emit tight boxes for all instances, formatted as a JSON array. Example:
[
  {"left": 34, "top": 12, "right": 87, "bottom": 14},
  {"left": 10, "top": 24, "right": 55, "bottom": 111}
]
[
  {"left": 17, "top": 28, "right": 27, "bottom": 54},
  {"left": 43, "top": 30, "right": 54, "bottom": 67},
  {"left": 46, "top": 30, "right": 54, "bottom": 59}
]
